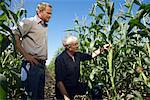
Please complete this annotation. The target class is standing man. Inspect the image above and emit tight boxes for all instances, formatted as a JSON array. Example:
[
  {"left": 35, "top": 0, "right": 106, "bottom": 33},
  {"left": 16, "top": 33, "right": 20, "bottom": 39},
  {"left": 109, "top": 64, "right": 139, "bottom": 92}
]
[
  {"left": 13, "top": 2, "right": 52, "bottom": 99},
  {"left": 55, "top": 35, "right": 111, "bottom": 100}
]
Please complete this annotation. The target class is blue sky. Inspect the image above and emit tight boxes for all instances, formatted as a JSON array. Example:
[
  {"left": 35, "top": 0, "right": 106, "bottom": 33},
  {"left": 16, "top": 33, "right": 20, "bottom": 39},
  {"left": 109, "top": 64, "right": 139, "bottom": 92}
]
[
  {"left": 12, "top": 0, "right": 149, "bottom": 65},
  {"left": 21, "top": 0, "right": 96, "bottom": 65}
]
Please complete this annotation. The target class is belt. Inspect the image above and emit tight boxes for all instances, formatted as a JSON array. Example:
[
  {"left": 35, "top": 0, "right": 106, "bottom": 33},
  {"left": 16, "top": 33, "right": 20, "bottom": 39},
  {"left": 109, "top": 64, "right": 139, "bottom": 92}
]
[
  {"left": 22, "top": 60, "right": 46, "bottom": 70},
  {"left": 22, "top": 59, "right": 46, "bottom": 66},
  {"left": 37, "top": 59, "right": 46, "bottom": 65}
]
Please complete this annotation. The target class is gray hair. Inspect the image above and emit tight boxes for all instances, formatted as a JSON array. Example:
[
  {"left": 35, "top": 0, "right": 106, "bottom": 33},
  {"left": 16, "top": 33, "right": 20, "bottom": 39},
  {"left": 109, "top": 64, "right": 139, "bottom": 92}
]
[
  {"left": 62, "top": 35, "right": 78, "bottom": 47},
  {"left": 36, "top": 2, "right": 52, "bottom": 13}
]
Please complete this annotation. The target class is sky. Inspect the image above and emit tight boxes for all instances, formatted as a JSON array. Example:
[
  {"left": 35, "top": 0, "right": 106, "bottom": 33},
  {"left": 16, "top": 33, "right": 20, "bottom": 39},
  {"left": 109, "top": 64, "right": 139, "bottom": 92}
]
[
  {"left": 21, "top": 0, "right": 96, "bottom": 65},
  {"left": 12, "top": 0, "right": 149, "bottom": 65}
]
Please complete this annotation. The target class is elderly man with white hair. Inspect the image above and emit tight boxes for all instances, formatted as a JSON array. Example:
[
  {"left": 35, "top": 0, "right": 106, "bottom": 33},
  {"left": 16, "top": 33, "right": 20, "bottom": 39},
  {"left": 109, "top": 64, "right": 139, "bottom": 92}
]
[{"left": 55, "top": 35, "right": 111, "bottom": 100}]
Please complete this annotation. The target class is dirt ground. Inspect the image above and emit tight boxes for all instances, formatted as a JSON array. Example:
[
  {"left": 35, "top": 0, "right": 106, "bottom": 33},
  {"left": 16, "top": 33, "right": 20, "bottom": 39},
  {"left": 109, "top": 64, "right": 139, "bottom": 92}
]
[
  {"left": 44, "top": 69, "right": 56, "bottom": 100},
  {"left": 44, "top": 69, "right": 87, "bottom": 100},
  {"left": 44, "top": 69, "right": 150, "bottom": 100}
]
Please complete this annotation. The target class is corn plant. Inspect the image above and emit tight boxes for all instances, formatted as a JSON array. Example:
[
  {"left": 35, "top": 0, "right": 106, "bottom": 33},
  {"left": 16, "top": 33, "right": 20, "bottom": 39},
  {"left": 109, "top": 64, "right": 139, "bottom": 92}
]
[
  {"left": 0, "top": 0, "right": 26, "bottom": 99},
  {"left": 67, "top": 0, "right": 150, "bottom": 99}
]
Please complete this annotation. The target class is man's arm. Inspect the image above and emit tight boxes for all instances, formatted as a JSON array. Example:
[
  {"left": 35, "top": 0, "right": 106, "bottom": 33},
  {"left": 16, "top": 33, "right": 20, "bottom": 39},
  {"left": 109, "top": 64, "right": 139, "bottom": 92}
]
[
  {"left": 92, "top": 44, "right": 112, "bottom": 58},
  {"left": 55, "top": 57, "right": 70, "bottom": 100},
  {"left": 57, "top": 81, "right": 70, "bottom": 100},
  {"left": 92, "top": 48, "right": 102, "bottom": 58},
  {"left": 15, "top": 35, "right": 39, "bottom": 64},
  {"left": 13, "top": 18, "right": 39, "bottom": 64}
]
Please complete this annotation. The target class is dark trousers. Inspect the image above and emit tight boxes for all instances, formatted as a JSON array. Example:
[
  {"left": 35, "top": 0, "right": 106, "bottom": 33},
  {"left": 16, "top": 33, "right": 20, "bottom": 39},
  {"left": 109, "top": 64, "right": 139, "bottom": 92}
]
[
  {"left": 55, "top": 82, "right": 88, "bottom": 100},
  {"left": 21, "top": 60, "right": 45, "bottom": 100}
]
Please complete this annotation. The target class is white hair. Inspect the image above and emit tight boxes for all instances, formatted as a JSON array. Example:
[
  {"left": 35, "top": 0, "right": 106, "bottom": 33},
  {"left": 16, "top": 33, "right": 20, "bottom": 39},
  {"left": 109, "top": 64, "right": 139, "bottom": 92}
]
[{"left": 62, "top": 35, "right": 78, "bottom": 47}]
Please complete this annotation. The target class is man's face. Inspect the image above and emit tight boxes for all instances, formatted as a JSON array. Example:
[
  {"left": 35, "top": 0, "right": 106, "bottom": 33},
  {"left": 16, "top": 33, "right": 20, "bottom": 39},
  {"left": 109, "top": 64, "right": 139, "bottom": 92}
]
[
  {"left": 69, "top": 41, "right": 78, "bottom": 53},
  {"left": 40, "top": 5, "right": 52, "bottom": 22}
]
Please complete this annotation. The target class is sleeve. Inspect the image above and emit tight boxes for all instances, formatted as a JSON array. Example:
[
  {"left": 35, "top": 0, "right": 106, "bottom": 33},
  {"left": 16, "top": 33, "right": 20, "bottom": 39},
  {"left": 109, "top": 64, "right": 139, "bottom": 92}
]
[
  {"left": 78, "top": 52, "right": 92, "bottom": 61},
  {"left": 55, "top": 57, "right": 66, "bottom": 83},
  {"left": 12, "top": 18, "right": 33, "bottom": 37}
]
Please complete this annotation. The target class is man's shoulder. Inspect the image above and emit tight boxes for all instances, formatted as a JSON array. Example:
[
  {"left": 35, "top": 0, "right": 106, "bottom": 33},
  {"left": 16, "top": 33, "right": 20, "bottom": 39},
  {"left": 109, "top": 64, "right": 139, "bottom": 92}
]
[
  {"left": 56, "top": 51, "right": 66, "bottom": 61},
  {"left": 22, "top": 16, "right": 38, "bottom": 23},
  {"left": 20, "top": 17, "right": 34, "bottom": 25}
]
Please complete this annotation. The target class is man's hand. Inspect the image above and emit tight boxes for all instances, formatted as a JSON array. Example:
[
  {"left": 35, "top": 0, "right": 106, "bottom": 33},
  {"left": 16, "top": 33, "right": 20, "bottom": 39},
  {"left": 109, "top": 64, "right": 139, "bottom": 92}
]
[
  {"left": 24, "top": 53, "right": 39, "bottom": 65},
  {"left": 92, "top": 44, "right": 112, "bottom": 58},
  {"left": 103, "top": 44, "right": 112, "bottom": 51},
  {"left": 15, "top": 35, "right": 39, "bottom": 65},
  {"left": 64, "top": 95, "right": 70, "bottom": 100},
  {"left": 57, "top": 81, "right": 70, "bottom": 100}
]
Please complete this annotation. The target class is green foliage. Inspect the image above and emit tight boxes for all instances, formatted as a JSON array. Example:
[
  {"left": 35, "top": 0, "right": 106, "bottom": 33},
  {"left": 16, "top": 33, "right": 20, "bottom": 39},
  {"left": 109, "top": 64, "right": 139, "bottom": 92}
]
[
  {"left": 0, "top": 0, "right": 26, "bottom": 99},
  {"left": 0, "top": 74, "right": 7, "bottom": 99},
  {"left": 0, "top": 34, "right": 11, "bottom": 55},
  {"left": 67, "top": 0, "right": 150, "bottom": 99}
]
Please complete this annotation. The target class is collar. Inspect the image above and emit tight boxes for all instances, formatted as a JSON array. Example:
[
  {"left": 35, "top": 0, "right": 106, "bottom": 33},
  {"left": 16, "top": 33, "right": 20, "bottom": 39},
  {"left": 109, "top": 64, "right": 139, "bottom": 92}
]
[
  {"left": 34, "top": 15, "right": 42, "bottom": 24},
  {"left": 34, "top": 15, "right": 48, "bottom": 27},
  {"left": 66, "top": 50, "right": 75, "bottom": 62}
]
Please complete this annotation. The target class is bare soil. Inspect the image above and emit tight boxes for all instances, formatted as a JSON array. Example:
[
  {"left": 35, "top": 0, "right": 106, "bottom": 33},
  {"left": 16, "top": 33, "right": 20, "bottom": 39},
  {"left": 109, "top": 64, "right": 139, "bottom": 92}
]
[
  {"left": 44, "top": 69, "right": 150, "bottom": 100},
  {"left": 44, "top": 69, "right": 56, "bottom": 100}
]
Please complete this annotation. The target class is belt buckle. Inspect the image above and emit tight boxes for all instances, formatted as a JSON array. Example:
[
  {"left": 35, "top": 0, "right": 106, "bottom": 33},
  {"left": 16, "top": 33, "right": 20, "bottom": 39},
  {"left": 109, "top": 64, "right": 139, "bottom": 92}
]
[{"left": 37, "top": 59, "right": 46, "bottom": 64}]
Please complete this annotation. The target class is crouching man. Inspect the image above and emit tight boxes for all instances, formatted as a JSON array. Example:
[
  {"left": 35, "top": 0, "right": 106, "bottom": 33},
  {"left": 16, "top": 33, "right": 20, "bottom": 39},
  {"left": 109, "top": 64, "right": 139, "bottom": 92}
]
[{"left": 55, "top": 35, "right": 111, "bottom": 100}]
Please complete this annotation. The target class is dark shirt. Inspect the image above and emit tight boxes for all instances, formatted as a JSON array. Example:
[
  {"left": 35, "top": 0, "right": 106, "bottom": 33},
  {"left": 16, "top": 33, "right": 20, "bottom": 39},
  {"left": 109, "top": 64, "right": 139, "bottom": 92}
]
[{"left": 55, "top": 50, "right": 92, "bottom": 88}]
